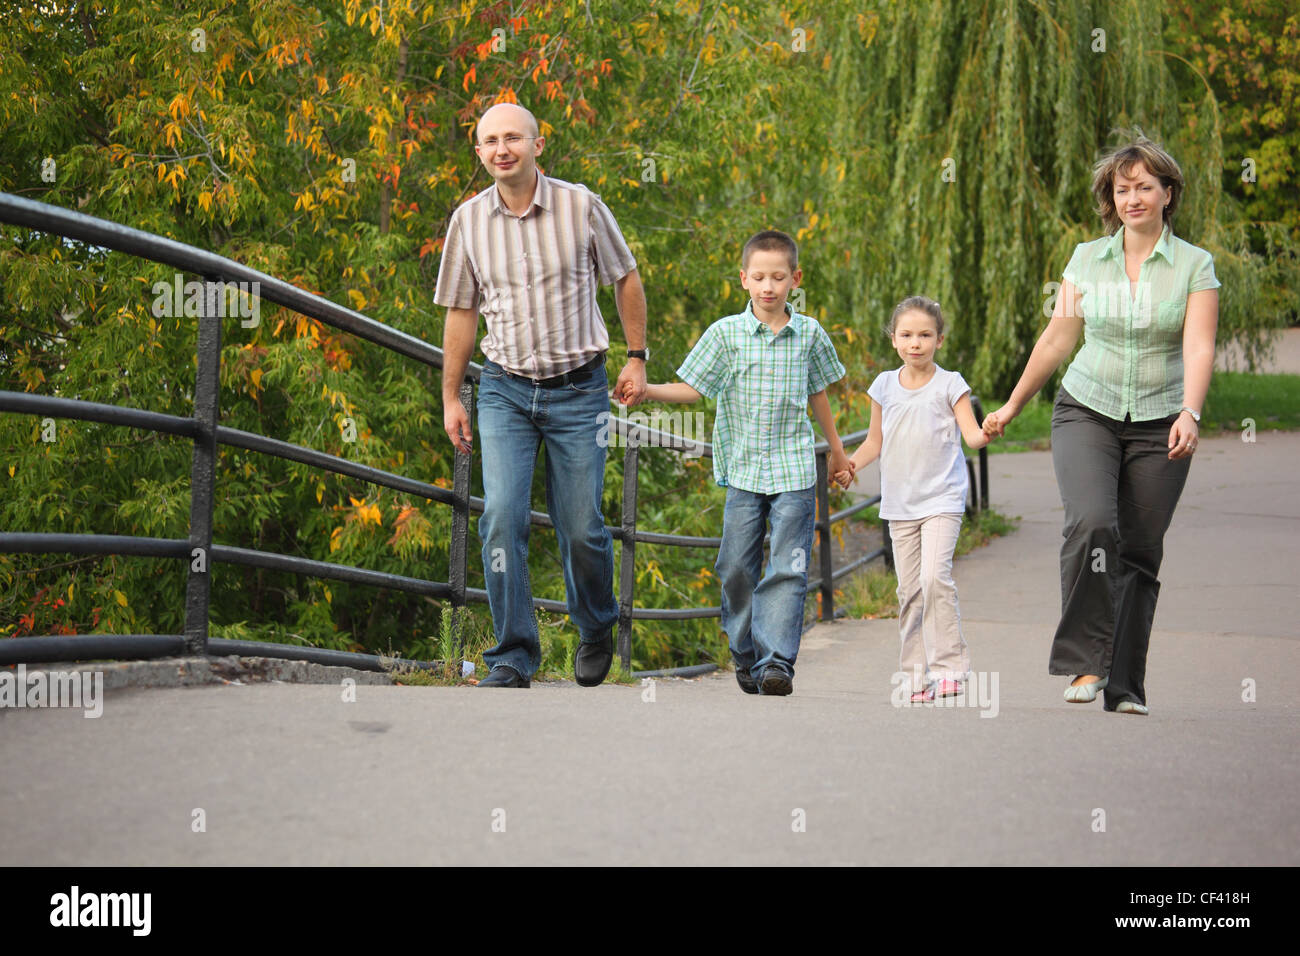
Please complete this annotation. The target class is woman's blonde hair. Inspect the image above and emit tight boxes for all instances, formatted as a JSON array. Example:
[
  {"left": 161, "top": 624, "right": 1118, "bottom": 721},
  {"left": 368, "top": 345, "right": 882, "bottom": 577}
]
[{"left": 1091, "top": 131, "right": 1185, "bottom": 234}]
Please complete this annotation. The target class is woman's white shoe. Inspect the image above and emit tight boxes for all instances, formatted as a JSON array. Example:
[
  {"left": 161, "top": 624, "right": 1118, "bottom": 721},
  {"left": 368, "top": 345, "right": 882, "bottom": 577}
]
[{"left": 1063, "top": 676, "right": 1108, "bottom": 703}]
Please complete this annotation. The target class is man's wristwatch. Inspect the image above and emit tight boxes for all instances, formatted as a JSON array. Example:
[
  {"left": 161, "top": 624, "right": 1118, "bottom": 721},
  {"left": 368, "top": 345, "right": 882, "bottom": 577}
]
[
  {"left": 627, "top": 349, "right": 649, "bottom": 361},
  {"left": 1180, "top": 406, "right": 1201, "bottom": 423}
]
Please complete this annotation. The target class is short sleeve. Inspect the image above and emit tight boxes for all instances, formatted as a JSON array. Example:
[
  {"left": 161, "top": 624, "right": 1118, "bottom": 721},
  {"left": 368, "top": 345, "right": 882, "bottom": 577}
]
[
  {"left": 676, "top": 323, "right": 730, "bottom": 399},
  {"left": 1061, "top": 242, "right": 1087, "bottom": 289},
  {"left": 947, "top": 371, "right": 972, "bottom": 407},
  {"left": 866, "top": 371, "right": 890, "bottom": 408},
  {"left": 805, "top": 320, "right": 847, "bottom": 395},
  {"left": 589, "top": 194, "right": 638, "bottom": 286},
  {"left": 1189, "top": 250, "right": 1221, "bottom": 294},
  {"left": 433, "top": 208, "right": 479, "bottom": 309}
]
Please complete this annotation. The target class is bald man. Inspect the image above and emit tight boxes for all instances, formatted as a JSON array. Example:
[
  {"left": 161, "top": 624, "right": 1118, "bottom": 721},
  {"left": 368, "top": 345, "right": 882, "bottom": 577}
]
[{"left": 436, "top": 102, "right": 648, "bottom": 688}]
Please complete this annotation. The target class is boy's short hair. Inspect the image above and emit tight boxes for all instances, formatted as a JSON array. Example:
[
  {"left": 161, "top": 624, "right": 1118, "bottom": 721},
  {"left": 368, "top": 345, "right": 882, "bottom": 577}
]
[{"left": 742, "top": 230, "right": 799, "bottom": 271}]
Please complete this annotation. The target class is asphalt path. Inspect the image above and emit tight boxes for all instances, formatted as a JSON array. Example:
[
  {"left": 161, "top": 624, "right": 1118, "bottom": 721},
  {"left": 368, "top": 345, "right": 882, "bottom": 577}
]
[{"left": 2, "top": 431, "right": 1296, "bottom": 865}]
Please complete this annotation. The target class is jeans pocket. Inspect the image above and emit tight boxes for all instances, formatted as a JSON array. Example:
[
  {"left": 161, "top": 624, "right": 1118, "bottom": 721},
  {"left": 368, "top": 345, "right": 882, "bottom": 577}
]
[
  {"left": 481, "top": 361, "right": 505, "bottom": 380},
  {"left": 566, "top": 369, "right": 608, "bottom": 394}
]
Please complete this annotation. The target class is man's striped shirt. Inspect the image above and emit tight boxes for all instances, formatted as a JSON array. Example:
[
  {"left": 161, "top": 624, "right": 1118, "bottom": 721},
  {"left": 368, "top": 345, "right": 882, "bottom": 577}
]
[{"left": 434, "top": 171, "right": 638, "bottom": 379}]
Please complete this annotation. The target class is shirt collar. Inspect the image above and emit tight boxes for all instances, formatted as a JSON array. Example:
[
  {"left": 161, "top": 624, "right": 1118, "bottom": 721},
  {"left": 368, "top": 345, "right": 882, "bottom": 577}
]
[
  {"left": 489, "top": 170, "right": 549, "bottom": 218},
  {"left": 1101, "top": 223, "right": 1175, "bottom": 264},
  {"left": 744, "top": 300, "right": 799, "bottom": 337}
]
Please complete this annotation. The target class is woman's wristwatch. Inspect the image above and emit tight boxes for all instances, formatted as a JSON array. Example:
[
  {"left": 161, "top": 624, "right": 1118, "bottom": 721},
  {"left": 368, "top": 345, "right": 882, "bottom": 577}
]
[{"left": 1180, "top": 406, "right": 1201, "bottom": 423}]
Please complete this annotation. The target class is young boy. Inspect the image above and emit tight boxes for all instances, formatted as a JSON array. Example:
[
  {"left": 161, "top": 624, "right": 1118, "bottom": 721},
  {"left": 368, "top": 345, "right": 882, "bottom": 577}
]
[{"left": 621, "top": 230, "right": 852, "bottom": 695}]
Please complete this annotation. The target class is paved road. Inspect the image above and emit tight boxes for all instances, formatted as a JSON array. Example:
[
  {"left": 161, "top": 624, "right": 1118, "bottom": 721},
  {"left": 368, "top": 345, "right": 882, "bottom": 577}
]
[{"left": 2, "top": 432, "right": 1296, "bottom": 865}]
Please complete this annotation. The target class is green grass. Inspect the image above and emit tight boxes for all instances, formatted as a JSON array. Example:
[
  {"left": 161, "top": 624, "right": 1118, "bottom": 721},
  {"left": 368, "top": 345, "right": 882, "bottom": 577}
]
[
  {"left": 978, "top": 372, "right": 1300, "bottom": 452},
  {"left": 1201, "top": 372, "right": 1300, "bottom": 434},
  {"left": 838, "top": 508, "right": 1020, "bottom": 620}
]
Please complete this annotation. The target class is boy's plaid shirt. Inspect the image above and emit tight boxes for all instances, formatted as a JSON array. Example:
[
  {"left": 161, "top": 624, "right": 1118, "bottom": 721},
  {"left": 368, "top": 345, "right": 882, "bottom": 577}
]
[{"left": 677, "top": 302, "right": 845, "bottom": 494}]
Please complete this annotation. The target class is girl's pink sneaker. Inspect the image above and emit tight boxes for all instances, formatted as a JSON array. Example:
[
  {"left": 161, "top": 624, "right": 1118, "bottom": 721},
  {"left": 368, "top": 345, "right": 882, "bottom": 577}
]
[
  {"left": 909, "top": 685, "right": 935, "bottom": 703},
  {"left": 936, "top": 678, "right": 963, "bottom": 698}
]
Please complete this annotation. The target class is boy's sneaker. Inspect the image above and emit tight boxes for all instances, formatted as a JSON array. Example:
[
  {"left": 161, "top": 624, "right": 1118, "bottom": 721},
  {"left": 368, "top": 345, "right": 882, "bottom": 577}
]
[
  {"left": 758, "top": 666, "right": 793, "bottom": 696},
  {"left": 735, "top": 668, "right": 758, "bottom": 695}
]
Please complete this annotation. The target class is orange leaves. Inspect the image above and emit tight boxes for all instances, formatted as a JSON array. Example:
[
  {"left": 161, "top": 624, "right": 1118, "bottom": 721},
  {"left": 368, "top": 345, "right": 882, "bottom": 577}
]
[
  {"left": 463, "top": 64, "right": 477, "bottom": 91},
  {"left": 418, "top": 237, "right": 445, "bottom": 259},
  {"left": 543, "top": 79, "right": 563, "bottom": 101},
  {"left": 530, "top": 57, "right": 550, "bottom": 84}
]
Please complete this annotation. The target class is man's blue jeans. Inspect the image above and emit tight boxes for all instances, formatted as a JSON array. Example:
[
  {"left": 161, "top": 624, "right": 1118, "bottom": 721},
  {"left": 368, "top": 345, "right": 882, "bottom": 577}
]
[
  {"left": 475, "top": 359, "right": 618, "bottom": 678},
  {"left": 716, "top": 484, "right": 816, "bottom": 681}
]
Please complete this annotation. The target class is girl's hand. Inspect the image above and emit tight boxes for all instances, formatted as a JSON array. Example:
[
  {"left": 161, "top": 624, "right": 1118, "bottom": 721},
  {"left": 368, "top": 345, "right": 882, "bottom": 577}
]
[
  {"left": 982, "top": 403, "right": 1018, "bottom": 439},
  {"left": 1168, "top": 412, "right": 1199, "bottom": 460},
  {"left": 831, "top": 466, "right": 855, "bottom": 489}
]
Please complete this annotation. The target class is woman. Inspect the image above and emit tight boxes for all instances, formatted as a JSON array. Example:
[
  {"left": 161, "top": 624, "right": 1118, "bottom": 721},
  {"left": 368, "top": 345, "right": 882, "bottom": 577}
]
[{"left": 983, "top": 133, "right": 1219, "bottom": 715}]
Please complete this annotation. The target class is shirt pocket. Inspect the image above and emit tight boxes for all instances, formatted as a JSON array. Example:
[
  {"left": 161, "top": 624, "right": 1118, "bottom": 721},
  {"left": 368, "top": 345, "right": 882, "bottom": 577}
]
[{"left": 1157, "top": 299, "right": 1186, "bottom": 332}]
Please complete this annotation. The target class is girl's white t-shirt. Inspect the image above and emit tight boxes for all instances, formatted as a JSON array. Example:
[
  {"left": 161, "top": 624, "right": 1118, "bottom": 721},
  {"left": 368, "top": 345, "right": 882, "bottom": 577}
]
[{"left": 867, "top": 365, "right": 971, "bottom": 520}]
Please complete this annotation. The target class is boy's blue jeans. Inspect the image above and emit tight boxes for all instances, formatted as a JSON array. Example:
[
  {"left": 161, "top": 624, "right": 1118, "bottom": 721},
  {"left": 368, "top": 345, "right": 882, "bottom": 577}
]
[
  {"left": 475, "top": 359, "right": 619, "bottom": 679},
  {"left": 716, "top": 484, "right": 816, "bottom": 681}
]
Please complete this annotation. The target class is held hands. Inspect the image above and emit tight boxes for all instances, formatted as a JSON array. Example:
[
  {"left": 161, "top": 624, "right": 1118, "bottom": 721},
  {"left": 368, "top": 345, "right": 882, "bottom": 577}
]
[
  {"left": 981, "top": 403, "right": 1017, "bottom": 441},
  {"left": 830, "top": 449, "right": 856, "bottom": 490},
  {"left": 614, "top": 361, "right": 647, "bottom": 406}
]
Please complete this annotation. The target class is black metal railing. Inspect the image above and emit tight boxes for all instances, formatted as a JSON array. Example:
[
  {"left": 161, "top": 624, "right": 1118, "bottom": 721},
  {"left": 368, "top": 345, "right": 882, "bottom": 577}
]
[{"left": 0, "top": 193, "right": 989, "bottom": 673}]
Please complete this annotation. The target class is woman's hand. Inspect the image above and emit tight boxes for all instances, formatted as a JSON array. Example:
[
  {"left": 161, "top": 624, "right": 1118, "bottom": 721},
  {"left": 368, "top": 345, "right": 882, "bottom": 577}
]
[
  {"left": 982, "top": 402, "right": 1020, "bottom": 439},
  {"left": 1168, "top": 411, "right": 1199, "bottom": 460}
]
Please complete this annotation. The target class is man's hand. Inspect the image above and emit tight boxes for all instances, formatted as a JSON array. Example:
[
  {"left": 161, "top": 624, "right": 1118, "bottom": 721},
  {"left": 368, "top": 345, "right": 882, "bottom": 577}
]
[
  {"left": 615, "top": 360, "right": 647, "bottom": 406},
  {"left": 444, "top": 398, "right": 473, "bottom": 454}
]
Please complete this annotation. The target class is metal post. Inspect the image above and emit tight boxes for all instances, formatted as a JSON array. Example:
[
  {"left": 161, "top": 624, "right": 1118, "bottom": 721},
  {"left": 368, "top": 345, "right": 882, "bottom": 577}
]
[
  {"left": 448, "top": 380, "right": 474, "bottom": 655},
  {"left": 616, "top": 436, "right": 639, "bottom": 671},
  {"left": 184, "top": 278, "right": 221, "bottom": 654},
  {"left": 815, "top": 450, "right": 833, "bottom": 622}
]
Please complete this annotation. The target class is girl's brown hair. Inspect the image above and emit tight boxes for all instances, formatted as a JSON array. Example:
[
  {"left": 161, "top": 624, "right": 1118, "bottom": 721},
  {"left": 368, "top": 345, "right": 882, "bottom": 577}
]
[{"left": 887, "top": 295, "right": 944, "bottom": 336}]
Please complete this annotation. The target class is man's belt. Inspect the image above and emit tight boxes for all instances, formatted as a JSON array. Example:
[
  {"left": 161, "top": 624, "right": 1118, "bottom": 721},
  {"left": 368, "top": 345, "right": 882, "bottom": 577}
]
[{"left": 501, "top": 353, "right": 605, "bottom": 389}]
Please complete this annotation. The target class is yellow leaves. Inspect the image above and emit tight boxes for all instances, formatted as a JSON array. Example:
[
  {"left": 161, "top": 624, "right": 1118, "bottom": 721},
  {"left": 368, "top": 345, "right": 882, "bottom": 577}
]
[
  {"left": 329, "top": 526, "right": 343, "bottom": 552},
  {"left": 721, "top": 279, "right": 731, "bottom": 300},
  {"left": 347, "top": 288, "right": 367, "bottom": 311},
  {"left": 348, "top": 496, "right": 382, "bottom": 526},
  {"left": 316, "top": 482, "right": 326, "bottom": 503},
  {"left": 157, "top": 163, "right": 167, "bottom": 182},
  {"left": 163, "top": 122, "right": 182, "bottom": 148},
  {"left": 7, "top": 464, "right": 14, "bottom": 477},
  {"left": 249, "top": 368, "right": 263, "bottom": 391},
  {"left": 167, "top": 92, "right": 191, "bottom": 121},
  {"left": 113, "top": 590, "right": 128, "bottom": 607},
  {"left": 197, "top": 191, "right": 213, "bottom": 213},
  {"left": 293, "top": 190, "right": 316, "bottom": 212},
  {"left": 67, "top": 581, "right": 74, "bottom": 603}
]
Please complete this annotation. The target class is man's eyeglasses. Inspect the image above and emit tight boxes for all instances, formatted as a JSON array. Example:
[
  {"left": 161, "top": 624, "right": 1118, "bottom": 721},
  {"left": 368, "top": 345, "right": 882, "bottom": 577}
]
[{"left": 477, "top": 135, "right": 535, "bottom": 148}]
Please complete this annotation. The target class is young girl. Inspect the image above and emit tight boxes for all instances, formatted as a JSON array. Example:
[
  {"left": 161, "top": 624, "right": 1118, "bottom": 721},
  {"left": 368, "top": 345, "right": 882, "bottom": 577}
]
[{"left": 836, "top": 296, "right": 990, "bottom": 702}]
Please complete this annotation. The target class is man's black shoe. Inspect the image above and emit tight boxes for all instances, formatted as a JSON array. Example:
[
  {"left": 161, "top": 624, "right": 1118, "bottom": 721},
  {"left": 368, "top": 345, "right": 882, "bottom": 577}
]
[
  {"left": 758, "top": 666, "right": 793, "bottom": 696},
  {"left": 736, "top": 667, "right": 758, "bottom": 694},
  {"left": 477, "top": 665, "right": 530, "bottom": 688},
  {"left": 574, "top": 632, "right": 614, "bottom": 687}
]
